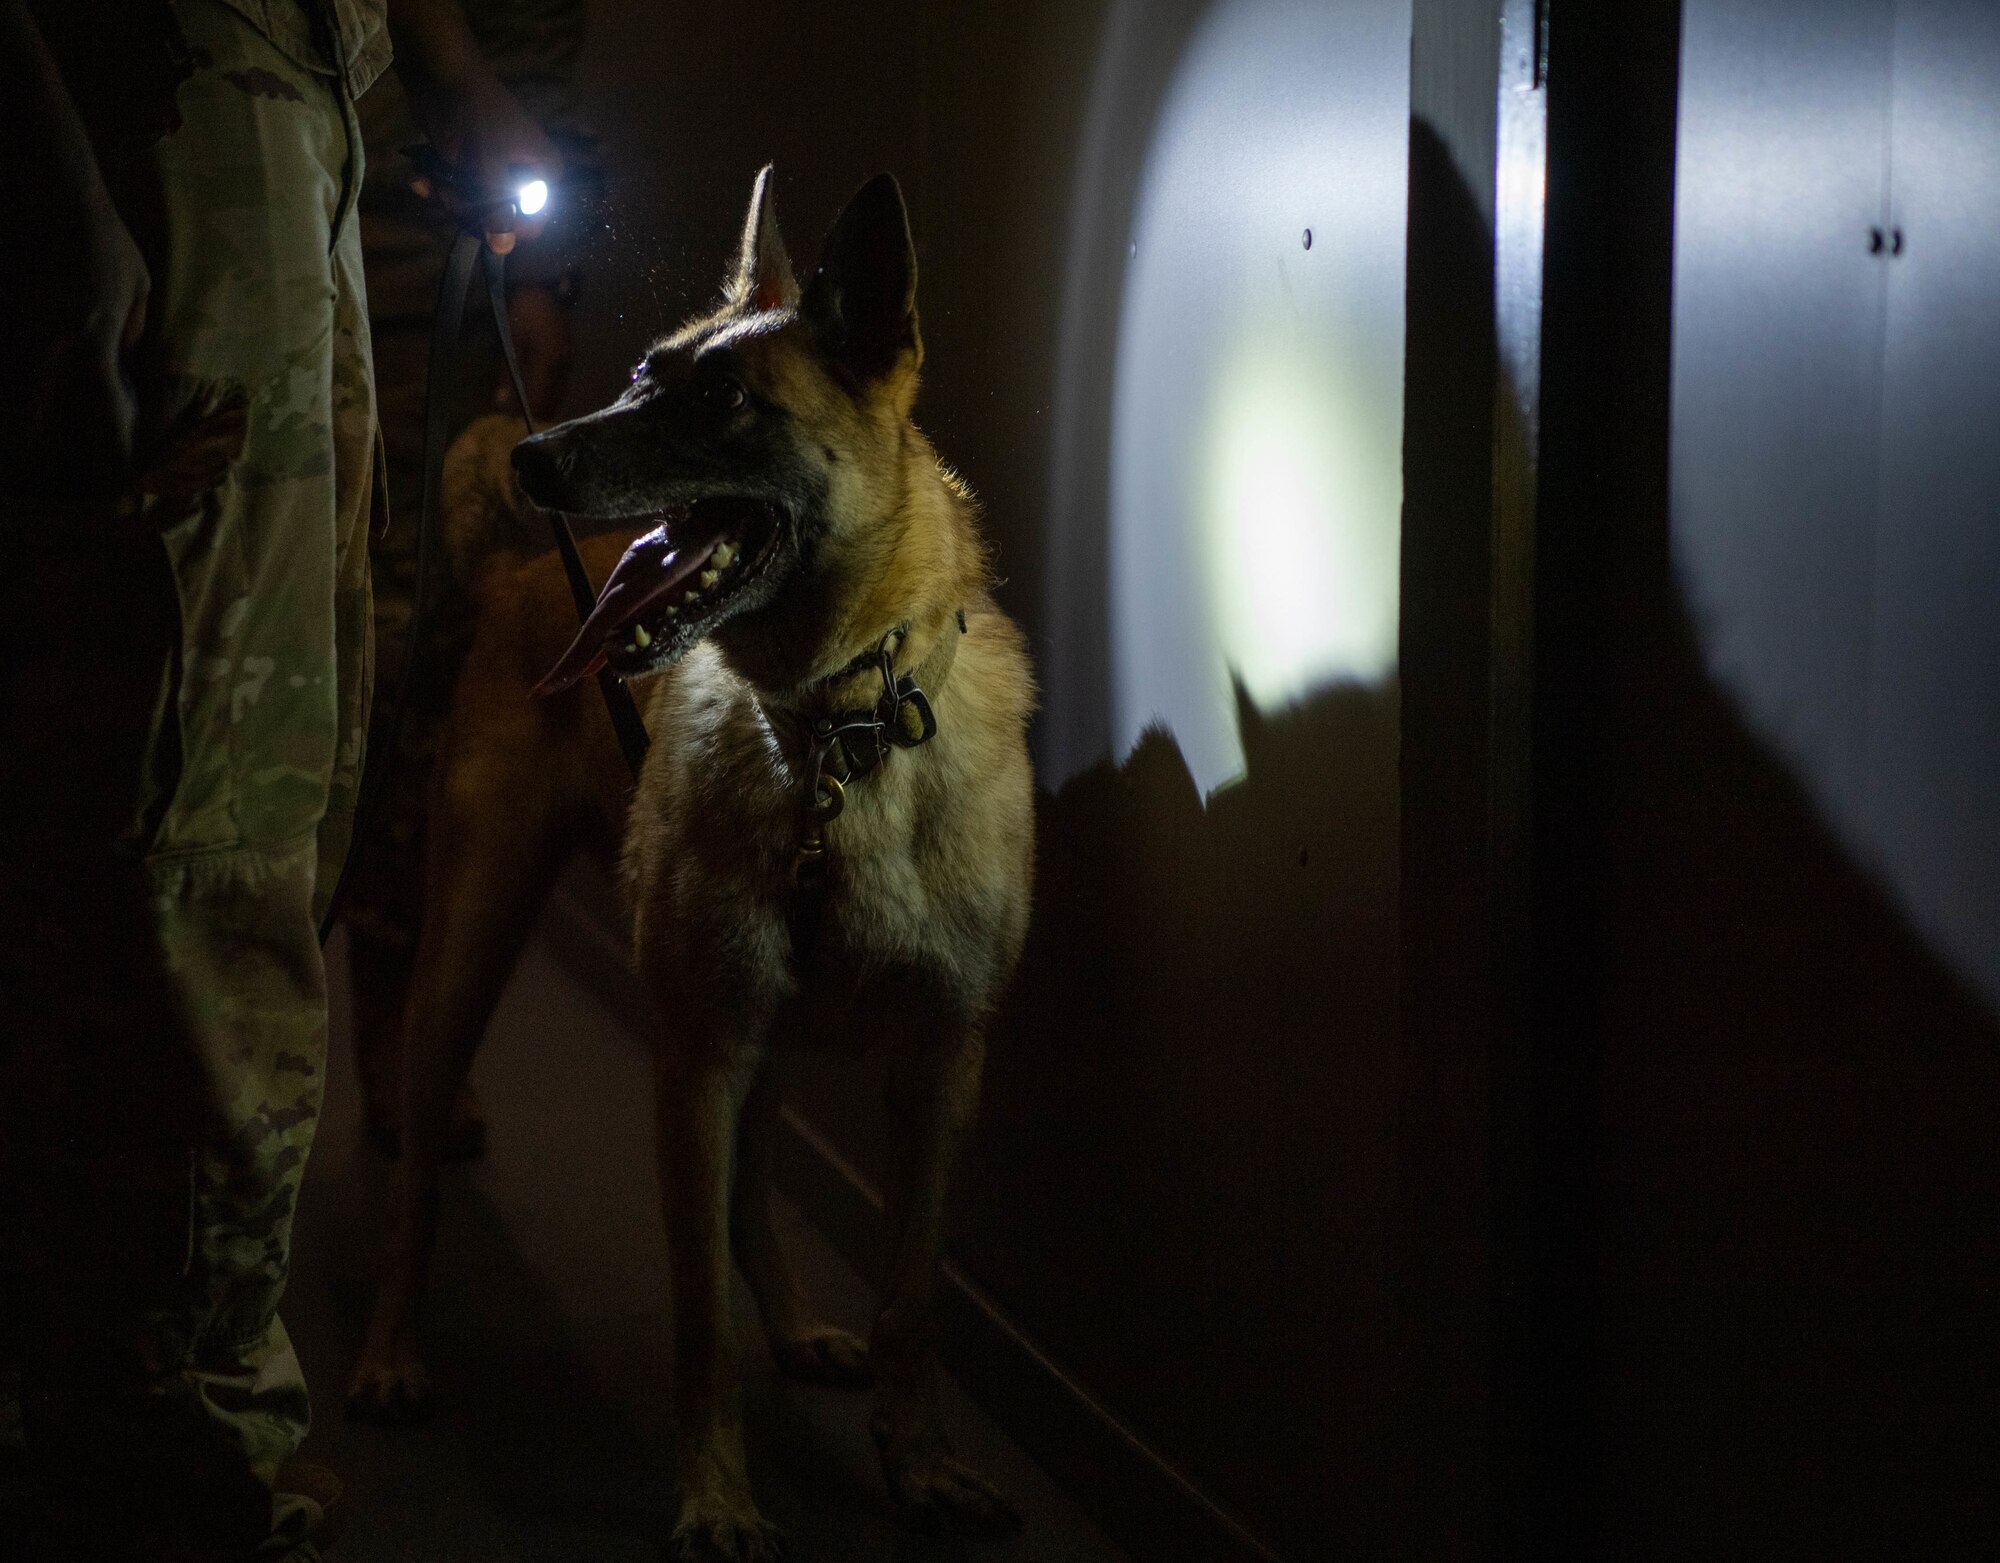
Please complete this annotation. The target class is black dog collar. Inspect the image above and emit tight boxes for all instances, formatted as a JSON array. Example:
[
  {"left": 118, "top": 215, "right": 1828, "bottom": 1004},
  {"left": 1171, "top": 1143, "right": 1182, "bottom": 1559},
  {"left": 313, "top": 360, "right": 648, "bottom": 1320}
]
[
  {"left": 783, "top": 609, "right": 967, "bottom": 891},
  {"left": 811, "top": 609, "right": 965, "bottom": 784}
]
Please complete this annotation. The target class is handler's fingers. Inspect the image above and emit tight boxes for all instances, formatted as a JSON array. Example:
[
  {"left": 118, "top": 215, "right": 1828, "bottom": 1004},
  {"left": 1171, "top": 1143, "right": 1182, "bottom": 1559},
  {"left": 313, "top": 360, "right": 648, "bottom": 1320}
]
[
  {"left": 471, "top": 189, "right": 521, "bottom": 253},
  {"left": 504, "top": 195, "right": 553, "bottom": 246}
]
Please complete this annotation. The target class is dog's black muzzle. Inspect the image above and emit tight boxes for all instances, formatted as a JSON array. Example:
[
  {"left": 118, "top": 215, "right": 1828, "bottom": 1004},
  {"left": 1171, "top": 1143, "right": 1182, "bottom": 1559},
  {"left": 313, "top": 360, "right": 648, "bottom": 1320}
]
[{"left": 509, "top": 429, "right": 569, "bottom": 505}]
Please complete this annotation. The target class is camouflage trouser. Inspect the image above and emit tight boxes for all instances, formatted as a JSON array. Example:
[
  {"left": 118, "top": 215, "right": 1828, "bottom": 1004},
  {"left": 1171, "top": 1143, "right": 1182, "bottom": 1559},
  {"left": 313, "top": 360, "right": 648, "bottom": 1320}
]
[{"left": 0, "top": 3, "right": 373, "bottom": 1558}]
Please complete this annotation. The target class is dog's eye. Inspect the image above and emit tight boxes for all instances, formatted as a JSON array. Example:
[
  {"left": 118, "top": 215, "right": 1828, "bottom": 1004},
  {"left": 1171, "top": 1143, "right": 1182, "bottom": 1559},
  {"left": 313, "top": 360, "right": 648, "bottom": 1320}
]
[{"left": 703, "top": 377, "right": 747, "bottom": 413}]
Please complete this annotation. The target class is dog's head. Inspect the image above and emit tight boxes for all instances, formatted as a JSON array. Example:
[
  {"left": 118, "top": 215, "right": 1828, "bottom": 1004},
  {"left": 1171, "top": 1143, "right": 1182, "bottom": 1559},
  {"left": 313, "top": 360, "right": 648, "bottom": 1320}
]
[{"left": 518, "top": 167, "right": 926, "bottom": 694}]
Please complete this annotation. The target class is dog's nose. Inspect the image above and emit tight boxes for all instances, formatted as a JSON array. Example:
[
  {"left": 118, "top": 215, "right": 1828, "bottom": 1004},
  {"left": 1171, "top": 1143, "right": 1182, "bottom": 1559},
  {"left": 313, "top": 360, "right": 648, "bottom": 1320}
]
[{"left": 511, "top": 435, "right": 566, "bottom": 504}]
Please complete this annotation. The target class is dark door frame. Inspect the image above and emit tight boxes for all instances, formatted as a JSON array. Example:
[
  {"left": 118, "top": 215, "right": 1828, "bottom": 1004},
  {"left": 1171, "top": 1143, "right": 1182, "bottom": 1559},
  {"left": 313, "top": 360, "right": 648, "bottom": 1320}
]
[{"left": 1397, "top": 0, "right": 1685, "bottom": 1557}]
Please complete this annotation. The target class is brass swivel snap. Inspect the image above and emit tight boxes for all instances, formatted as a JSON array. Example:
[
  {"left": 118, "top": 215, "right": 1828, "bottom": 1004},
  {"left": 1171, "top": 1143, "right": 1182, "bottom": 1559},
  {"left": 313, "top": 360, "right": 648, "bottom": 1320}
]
[
  {"left": 792, "top": 772, "right": 846, "bottom": 888},
  {"left": 808, "top": 771, "right": 847, "bottom": 825}
]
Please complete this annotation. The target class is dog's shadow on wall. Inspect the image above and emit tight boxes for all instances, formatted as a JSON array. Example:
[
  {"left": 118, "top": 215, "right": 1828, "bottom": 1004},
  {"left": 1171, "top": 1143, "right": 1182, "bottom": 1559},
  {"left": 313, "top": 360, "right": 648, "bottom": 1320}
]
[
  {"left": 994, "top": 680, "right": 1402, "bottom": 1546},
  {"left": 788, "top": 675, "right": 1403, "bottom": 1558}
]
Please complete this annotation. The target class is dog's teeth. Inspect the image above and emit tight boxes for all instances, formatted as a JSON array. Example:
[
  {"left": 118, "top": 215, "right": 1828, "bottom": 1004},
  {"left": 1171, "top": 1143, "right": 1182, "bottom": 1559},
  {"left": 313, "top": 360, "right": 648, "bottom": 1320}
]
[
  {"left": 665, "top": 605, "right": 679, "bottom": 618},
  {"left": 700, "top": 569, "right": 719, "bottom": 588},
  {"left": 712, "top": 541, "right": 736, "bottom": 568},
  {"left": 633, "top": 624, "right": 651, "bottom": 647}
]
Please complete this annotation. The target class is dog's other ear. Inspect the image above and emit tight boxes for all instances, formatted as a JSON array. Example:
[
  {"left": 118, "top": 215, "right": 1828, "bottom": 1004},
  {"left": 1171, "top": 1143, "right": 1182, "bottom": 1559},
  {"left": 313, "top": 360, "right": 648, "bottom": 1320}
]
[
  {"left": 802, "top": 173, "right": 921, "bottom": 390},
  {"left": 726, "top": 165, "right": 799, "bottom": 314}
]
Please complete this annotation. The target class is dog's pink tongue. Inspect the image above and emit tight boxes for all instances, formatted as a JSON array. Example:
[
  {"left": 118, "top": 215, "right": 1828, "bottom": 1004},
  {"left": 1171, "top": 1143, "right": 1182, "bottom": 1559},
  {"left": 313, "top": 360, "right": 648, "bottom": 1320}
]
[{"left": 533, "top": 519, "right": 718, "bottom": 697}]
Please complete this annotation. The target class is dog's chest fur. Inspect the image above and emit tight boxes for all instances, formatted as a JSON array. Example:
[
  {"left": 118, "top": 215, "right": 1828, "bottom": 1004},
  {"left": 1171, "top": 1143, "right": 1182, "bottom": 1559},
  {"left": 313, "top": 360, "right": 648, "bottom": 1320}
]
[{"left": 620, "top": 612, "right": 1034, "bottom": 1050}]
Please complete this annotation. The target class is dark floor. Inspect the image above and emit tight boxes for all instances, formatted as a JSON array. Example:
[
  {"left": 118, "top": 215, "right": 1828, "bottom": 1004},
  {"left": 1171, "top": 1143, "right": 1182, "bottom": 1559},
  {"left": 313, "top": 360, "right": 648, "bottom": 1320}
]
[{"left": 290, "top": 903, "right": 1126, "bottom": 1562}]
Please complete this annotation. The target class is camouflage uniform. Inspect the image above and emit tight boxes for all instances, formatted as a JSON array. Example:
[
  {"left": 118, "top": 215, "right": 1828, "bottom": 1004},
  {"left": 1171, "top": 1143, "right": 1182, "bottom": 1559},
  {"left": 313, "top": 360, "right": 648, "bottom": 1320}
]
[
  {"left": 341, "top": 0, "right": 592, "bottom": 1132},
  {"left": 0, "top": 1, "right": 383, "bottom": 1557}
]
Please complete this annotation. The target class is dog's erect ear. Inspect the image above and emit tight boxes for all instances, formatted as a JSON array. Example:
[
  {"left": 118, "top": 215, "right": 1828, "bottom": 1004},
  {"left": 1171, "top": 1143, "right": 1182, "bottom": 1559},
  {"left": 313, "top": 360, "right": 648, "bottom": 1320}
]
[
  {"left": 802, "top": 174, "right": 921, "bottom": 385},
  {"left": 726, "top": 165, "right": 798, "bottom": 314}
]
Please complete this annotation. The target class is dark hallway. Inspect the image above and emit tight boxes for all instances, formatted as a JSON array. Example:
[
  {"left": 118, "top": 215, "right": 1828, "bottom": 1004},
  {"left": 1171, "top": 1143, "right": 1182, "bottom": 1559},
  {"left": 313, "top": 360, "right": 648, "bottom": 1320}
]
[{"left": 7, "top": 2, "right": 1999, "bottom": 1559}]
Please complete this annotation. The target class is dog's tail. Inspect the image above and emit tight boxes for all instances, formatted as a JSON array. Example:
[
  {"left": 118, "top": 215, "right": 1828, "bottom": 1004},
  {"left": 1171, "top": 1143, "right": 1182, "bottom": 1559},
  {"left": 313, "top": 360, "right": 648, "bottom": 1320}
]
[{"left": 440, "top": 412, "right": 550, "bottom": 586}]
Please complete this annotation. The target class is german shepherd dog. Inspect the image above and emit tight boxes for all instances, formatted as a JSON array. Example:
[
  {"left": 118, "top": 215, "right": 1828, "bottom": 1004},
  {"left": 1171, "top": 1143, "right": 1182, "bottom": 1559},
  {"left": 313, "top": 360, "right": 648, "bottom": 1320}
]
[{"left": 346, "top": 169, "right": 1035, "bottom": 1557}]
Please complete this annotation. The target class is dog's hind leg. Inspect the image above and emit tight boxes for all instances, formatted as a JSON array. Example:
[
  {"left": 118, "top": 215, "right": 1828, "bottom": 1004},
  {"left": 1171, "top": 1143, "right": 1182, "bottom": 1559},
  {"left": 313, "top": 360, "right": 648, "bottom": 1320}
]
[
  {"left": 349, "top": 924, "right": 487, "bottom": 1160},
  {"left": 732, "top": 1057, "right": 870, "bottom": 1388},
  {"left": 869, "top": 1023, "right": 1022, "bottom": 1536},
  {"left": 658, "top": 1037, "right": 785, "bottom": 1562},
  {"left": 346, "top": 768, "right": 576, "bottom": 1425}
]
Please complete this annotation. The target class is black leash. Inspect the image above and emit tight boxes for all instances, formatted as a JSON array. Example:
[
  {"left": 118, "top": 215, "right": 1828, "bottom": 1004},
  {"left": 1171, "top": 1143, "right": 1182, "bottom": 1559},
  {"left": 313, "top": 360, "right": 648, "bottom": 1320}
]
[
  {"left": 318, "top": 228, "right": 648, "bottom": 945},
  {"left": 481, "top": 244, "right": 652, "bottom": 779},
  {"left": 316, "top": 229, "right": 478, "bottom": 944}
]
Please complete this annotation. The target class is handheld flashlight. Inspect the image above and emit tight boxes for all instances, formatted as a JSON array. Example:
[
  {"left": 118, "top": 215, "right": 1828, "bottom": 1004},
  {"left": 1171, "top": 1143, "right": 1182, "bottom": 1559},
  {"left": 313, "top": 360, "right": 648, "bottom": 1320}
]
[{"left": 405, "top": 146, "right": 557, "bottom": 233}]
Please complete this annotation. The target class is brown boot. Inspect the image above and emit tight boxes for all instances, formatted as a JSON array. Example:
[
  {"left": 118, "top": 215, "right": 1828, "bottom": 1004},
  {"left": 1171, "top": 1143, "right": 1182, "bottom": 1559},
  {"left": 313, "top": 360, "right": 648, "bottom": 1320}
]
[{"left": 273, "top": 1460, "right": 347, "bottom": 1556}]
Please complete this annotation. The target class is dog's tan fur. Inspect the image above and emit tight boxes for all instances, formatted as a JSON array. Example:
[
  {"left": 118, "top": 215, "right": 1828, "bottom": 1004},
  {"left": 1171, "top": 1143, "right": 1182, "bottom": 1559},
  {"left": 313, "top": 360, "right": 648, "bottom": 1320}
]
[{"left": 348, "top": 172, "right": 1035, "bottom": 1557}]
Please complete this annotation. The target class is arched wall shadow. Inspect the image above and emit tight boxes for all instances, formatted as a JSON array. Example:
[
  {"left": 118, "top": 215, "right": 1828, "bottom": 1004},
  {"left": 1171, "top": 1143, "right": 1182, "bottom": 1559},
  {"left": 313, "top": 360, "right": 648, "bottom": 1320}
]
[{"left": 1034, "top": 0, "right": 1223, "bottom": 780}]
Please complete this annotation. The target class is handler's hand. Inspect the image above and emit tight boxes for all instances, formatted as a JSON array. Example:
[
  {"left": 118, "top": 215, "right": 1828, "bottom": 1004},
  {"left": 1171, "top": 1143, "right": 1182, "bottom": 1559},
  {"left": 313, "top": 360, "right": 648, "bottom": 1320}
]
[{"left": 409, "top": 71, "right": 563, "bottom": 254}]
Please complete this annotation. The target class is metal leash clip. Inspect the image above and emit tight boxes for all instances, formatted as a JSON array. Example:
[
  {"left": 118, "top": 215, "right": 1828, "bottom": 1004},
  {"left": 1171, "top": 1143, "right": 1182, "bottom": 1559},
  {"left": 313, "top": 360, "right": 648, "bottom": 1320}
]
[{"left": 793, "top": 764, "right": 846, "bottom": 889}]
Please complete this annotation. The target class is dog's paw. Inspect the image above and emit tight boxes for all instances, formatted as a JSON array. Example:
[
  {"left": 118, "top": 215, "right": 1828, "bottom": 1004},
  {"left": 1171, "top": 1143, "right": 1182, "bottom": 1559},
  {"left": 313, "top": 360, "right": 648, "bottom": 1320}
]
[
  {"left": 345, "top": 1349, "right": 435, "bottom": 1426},
  {"left": 771, "top": 1326, "right": 870, "bottom": 1388},
  {"left": 884, "top": 1449, "right": 1023, "bottom": 1537},
  {"left": 668, "top": 1499, "right": 784, "bottom": 1562}
]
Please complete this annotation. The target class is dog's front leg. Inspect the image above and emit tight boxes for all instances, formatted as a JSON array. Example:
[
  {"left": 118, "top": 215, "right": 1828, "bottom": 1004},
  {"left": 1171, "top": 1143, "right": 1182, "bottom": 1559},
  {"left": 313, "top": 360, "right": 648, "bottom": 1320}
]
[
  {"left": 734, "top": 1057, "right": 871, "bottom": 1387},
  {"left": 871, "top": 1025, "right": 1022, "bottom": 1536},
  {"left": 658, "top": 1039, "right": 781, "bottom": 1563}
]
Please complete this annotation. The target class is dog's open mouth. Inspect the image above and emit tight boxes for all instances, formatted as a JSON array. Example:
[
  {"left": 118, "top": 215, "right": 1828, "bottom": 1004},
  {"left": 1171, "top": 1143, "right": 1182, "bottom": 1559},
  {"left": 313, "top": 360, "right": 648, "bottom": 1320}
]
[{"left": 533, "top": 495, "right": 785, "bottom": 696}]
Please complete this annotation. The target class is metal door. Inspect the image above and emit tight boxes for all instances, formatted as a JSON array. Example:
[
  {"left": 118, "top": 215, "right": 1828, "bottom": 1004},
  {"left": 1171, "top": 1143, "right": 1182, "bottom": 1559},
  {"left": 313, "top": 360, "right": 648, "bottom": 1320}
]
[
  {"left": 1670, "top": 0, "right": 1896, "bottom": 852},
  {"left": 1865, "top": 0, "right": 2000, "bottom": 1012}
]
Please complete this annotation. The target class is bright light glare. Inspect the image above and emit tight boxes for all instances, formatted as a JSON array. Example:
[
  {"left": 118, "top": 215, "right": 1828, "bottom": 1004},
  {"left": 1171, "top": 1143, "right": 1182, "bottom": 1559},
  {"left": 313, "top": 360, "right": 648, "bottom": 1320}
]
[
  {"left": 516, "top": 179, "right": 549, "bottom": 217},
  {"left": 1200, "top": 330, "right": 1399, "bottom": 710}
]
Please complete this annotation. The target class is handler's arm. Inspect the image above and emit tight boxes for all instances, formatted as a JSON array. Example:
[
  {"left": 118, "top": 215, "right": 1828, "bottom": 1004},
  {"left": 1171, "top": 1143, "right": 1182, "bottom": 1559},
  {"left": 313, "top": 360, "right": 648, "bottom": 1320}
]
[
  {"left": 387, "top": 0, "right": 564, "bottom": 253},
  {"left": 1, "top": 0, "right": 150, "bottom": 502}
]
